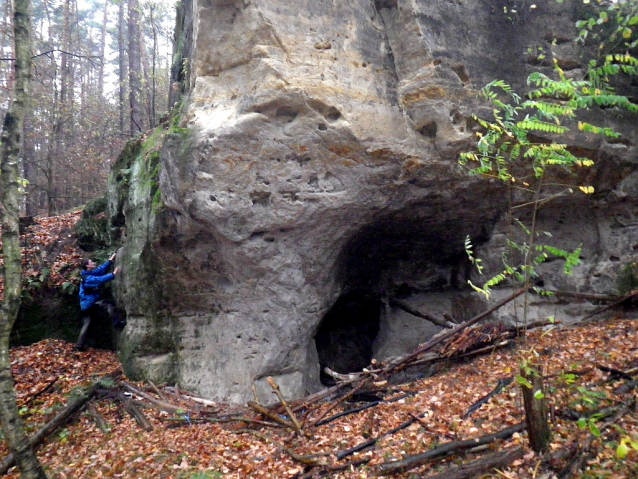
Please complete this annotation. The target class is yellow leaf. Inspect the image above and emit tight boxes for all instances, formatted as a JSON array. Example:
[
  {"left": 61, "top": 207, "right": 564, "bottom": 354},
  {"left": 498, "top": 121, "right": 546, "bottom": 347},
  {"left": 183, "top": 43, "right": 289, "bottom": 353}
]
[{"left": 579, "top": 186, "right": 595, "bottom": 194}]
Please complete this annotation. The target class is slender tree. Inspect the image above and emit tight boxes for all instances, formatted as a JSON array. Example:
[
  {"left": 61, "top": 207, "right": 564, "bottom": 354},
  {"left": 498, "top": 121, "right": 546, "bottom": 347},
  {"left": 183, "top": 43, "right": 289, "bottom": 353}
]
[
  {"left": 97, "top": 0, "right": 108, "bottom": 100},
  {"left": 0, "top": 0, "right": 47, "bottom": 475},
  {"left": 128, "top": 0, "right": 143, "bottom": 135},
  {"left": 118, "top": 0, "right": 128, "bottom": 135}
]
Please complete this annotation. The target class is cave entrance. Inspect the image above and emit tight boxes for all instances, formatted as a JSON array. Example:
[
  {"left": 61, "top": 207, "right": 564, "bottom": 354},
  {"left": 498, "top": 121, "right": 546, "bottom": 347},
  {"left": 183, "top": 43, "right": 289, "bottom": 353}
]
[
  {"left": 314, "top": 290, "right": 381, "bottom": 385},
  {"left": 313, "top": 187, "right": 506, "bottom": 386}
]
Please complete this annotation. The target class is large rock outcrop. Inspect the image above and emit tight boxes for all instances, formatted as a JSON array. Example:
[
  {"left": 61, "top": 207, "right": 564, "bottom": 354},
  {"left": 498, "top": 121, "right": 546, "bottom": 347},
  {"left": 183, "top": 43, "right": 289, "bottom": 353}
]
[{"left": 109, "top": 0, "right": 638, "bottom": 403}]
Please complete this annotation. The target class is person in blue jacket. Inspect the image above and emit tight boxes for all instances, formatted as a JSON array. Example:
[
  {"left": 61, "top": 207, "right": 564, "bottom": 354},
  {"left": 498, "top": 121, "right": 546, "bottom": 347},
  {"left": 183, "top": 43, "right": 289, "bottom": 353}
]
[{"left": 76, "top": 252, "right": 122, "bottom": 350}]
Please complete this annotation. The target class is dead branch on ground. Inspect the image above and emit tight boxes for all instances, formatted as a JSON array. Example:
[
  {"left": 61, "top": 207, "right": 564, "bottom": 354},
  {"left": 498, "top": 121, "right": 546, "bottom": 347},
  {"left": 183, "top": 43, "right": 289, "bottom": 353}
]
[
  {"left": 238, "top": 429, "right": 329, "bottom": 466},
  {"left": 375, "top": 422, "right": 525, "bottom": 476},
  {"left": 557, "top": 398, "right": 636, "bottom": 479},
  {"left": 423, "top": 446, "right": 524, "bottom": 479},
  {"left": 0, "top": 369, "right": 122, "bottom": 475}
]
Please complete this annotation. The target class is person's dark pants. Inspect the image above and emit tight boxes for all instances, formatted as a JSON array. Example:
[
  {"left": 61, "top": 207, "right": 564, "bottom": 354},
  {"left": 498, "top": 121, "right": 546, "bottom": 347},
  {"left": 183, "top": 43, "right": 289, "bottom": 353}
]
[{"left": 76, "top": 300, "right": 116, "bottom": 349}]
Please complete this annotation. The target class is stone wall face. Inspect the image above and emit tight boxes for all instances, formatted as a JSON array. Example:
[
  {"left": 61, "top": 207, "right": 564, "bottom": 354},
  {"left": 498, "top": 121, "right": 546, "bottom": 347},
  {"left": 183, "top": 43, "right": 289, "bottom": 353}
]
[{"left": 113, "top": 0, "right": 638, "bottom": 403}]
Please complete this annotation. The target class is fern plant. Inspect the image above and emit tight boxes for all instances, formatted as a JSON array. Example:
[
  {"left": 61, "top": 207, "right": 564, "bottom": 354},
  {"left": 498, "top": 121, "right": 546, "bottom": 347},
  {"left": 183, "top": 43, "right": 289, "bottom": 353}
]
[
  {"left": 459, "top": 31, "right": 638, "bottom": 450},
  {"left": 460, "top": 50, "right": 638, "bottom": 301}
]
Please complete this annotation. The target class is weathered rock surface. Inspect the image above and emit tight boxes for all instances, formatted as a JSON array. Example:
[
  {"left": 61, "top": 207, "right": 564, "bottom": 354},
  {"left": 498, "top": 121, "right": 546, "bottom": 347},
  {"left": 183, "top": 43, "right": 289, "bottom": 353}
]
[{"left": 109, "top": 0, "right": 638, "bottom": 403}]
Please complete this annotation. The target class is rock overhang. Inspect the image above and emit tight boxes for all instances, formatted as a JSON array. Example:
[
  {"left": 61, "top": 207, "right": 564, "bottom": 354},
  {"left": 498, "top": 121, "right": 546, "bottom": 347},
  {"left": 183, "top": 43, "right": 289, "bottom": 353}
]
[{"left": 110, "top": 0, "right": 638, "bottom": 403}]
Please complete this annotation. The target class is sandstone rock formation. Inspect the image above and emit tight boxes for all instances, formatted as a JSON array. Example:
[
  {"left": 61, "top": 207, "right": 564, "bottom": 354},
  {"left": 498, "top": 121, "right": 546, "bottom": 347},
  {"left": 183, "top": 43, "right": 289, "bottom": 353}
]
[{"left": 108, "top": 0, "right": 638, "bottom": 403}]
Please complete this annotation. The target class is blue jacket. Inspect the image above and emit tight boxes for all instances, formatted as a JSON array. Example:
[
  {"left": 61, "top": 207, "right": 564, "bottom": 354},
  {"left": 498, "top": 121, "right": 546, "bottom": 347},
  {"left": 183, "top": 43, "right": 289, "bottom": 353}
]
[{"left": 79, "top": 260, "right": 115, "bottom": 310}]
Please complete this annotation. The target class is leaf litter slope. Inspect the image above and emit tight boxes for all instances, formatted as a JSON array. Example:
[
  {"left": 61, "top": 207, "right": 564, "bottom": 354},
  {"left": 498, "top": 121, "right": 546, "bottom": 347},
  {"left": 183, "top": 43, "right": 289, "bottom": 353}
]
[{"left": 0, "top": 316, "right": 635, "bottom": 479}]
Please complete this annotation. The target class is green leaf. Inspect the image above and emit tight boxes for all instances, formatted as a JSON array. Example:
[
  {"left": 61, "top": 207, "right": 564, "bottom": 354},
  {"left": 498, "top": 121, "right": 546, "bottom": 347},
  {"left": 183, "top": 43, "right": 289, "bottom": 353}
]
[
  {"left": 516, "top": 375, "right": 533, "bottom": 389},
  {"left": 589, "top": 421, "right": 601, "bottom": 437},
  {"left": 577, "top": 417, "right": 588, "bottom": 430},
  {"left": 617, "top": 441, "right": 630, "bottom": 460},
  {"left": 534, "top": 390, "right": 545, "bottom": 400}
]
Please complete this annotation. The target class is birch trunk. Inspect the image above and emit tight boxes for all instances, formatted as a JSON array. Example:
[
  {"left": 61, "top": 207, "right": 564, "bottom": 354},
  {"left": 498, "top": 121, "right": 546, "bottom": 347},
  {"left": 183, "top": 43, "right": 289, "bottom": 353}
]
[{"left": 0, "top": 0, "right": 47, "bottom": 475}]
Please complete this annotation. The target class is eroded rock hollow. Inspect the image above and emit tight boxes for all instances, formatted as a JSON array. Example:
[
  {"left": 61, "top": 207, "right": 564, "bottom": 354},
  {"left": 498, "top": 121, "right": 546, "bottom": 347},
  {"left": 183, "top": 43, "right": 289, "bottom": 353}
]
[{"left": 109, "top": 0, "right": 638, "bottom": 402}]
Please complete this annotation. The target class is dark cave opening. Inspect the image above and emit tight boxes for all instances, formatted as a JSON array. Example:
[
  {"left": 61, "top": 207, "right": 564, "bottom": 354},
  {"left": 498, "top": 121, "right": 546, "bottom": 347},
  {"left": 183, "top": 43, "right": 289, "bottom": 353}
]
[
  {"left": 314, "top": 188, "right": 506, "bottom": 386},
  {"left": 314, "top": 290, "right": 381, "bottom": 385}
]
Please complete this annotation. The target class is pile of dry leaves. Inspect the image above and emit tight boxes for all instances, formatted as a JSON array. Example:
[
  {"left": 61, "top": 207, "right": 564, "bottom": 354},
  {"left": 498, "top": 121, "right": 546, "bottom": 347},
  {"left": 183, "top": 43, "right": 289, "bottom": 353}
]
[
  {"left": 0, "top": 314, "right": 636, "bottom": 478},
  {"left": 0, "top": 211, "right": 83, "bottom": 300}
]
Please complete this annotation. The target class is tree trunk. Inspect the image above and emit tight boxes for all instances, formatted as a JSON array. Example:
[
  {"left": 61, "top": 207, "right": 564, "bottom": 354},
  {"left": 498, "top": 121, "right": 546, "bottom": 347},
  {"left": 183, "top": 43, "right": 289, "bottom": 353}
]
[
  {"left": 521, "top": 366, "right": 551, "bottom": 453},
  {"left": 118, "top": 0, "right": 128, "bottom": 135},
  {"left": 128, "top": 0, "right": 143, "bottom": 136},
  {"left": 149, "top": 4, "right": 157, "bottom": 129},
  {"left": 97, "top": 0, "right": 108, "bottom": 100},
  {"left": 0, "top": 0, "right": 48, "bottom": 476}
]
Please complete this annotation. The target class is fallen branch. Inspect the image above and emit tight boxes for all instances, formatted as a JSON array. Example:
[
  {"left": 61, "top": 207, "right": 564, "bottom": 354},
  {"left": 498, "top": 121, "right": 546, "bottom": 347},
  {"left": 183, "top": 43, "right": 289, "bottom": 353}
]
[
  {"left": 307, "top": 379, "right": 369, "bottom": 428},
  {"left": 288, "top": 377, "right": 360, "bottom": 413},
  {"left": 248, "top": 401, "right": 298, "bottom": 431},
  {"left": 390, "top": 298, "right": 455, "bottom": 328},
  {"left": 296, "top": 458, "right": 371, "bottom": 479},
  {"left": 422, "top": 446, "right": 524, "bottom": 479},
  {"left": 544, "top": 290, "right": 623, "bottom": 302},
  {"left": 267, "top": 377, "right": 306, "bottom": 437},
  {"left": 596, "top": 364, "right": 633, "bottom": 381},
  {"left": 557, "top": 398, "right": 636, "bottom": 479},
  {"left": 505, "top": 318, "right": 561, "bottom": 334},
  {"left": 0, "top": 369, "right": 121, "bottom": 476},
  {"left": 614, "top": 378, "right": 638, "bottom": 395},
  {"left": 463, "top": 377, "right": 513, "bottom": 418},
  {"left": 121, "top": 381, "right": 190, "bottom": 413},
  {"left": 337, "top": 412, "right": 427, "bottom": 460},
  {"left": 87, "top": 401, "right": 110, "bottom": 434},
  {"left": 148, "top": 380, "right": 166, "bottom": 401},
  {"left": 238, "top": 429, "right": 329, "bottom": 466},
  {"left": 18, "top": 377, "right": 58, "bottom": 408},
  {"left": 375, "top": 422, "right": 525, "bottom": 476},
  {"left": 386, "top": 289, "right": 526, "bottom": 373},
  {"left": 314, "top": 392, "right": 413, "bottom": 428},
  {"left": 283, "top": 290, "right": 525, "bottom": 423},
  {"left": 580, "top": 290, "right": 638, "bottom": 323},
  {"left": 122, "top": 396, "right": 154, "bottom": 431}
]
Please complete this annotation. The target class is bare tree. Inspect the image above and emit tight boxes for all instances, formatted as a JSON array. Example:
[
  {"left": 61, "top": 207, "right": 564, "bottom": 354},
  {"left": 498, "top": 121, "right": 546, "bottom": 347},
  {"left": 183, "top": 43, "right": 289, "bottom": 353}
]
[
  {"left": 0, "top": 0, "right": 48, "bottom": 475},
  {"left": 128, "top": 0, "right": 143, "bottom": 135}
]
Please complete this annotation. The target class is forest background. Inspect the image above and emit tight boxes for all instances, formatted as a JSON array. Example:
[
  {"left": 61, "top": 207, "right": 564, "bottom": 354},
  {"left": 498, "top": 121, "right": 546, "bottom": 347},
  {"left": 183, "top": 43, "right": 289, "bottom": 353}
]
[{"left": 0, "top": 0, "right": 176, "bottom": 218}]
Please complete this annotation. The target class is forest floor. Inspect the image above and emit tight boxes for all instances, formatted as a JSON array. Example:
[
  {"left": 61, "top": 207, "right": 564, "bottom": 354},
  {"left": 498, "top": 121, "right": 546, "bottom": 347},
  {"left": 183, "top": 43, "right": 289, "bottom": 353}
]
[{"left": 0, "top": 314, "right": 636, "bottom": 479}]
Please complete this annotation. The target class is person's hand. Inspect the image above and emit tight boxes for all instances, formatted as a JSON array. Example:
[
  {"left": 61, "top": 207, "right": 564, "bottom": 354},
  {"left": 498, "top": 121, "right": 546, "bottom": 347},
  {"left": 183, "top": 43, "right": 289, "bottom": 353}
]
[
  {"left": 114, "top": 267, "right": 121, "bottom": 275},
  {"left": 110, "top": 252, "right": 117, "bottom": 262}
]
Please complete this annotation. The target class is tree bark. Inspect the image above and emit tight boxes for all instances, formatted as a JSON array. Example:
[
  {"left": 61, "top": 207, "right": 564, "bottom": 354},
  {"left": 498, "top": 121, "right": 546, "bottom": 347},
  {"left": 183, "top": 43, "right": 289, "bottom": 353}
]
[
  {"left": 118, "top": 0, "right": 128, "bottom": 135},
  {"left": 0, "top": 0, "right": 47, "bottom": 475},
  {"left": 521, "top": 367, "right": 550, "bottom": 453},
  {"left": 97, "top": 0, "right": 108, "bottom": 100},
  {"left": 128, "top": 0, "right": 143, "bottom": 136}
]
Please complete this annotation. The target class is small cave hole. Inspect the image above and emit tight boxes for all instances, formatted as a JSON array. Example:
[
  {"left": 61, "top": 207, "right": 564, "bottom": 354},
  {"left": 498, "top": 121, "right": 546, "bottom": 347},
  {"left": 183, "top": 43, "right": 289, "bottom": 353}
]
[
  {"left": 374, "top": 0, "right": 398, "bottom": 10},
  {"left": 326, "top": 107, "right": 342, "bottom": 122},
  {"left": 250, "top": 191, "right": 271, "bottom": 206},
  {"left": 450, "top": 109, "right": 466, "bottom": 129},
  {"left": 275, "top": 108, "right": 298, "bottom": 122},
  {"left": 418, "top": 121, "right": 438, "bottom": 139},
  {"left": 451, "top": 64, "right": 470, "bottom": 84},
  {"left": 318, "top": 123, "right": 328, "bottom": 131},
  {"left": 314, "top": 290, "right": 381, "bottom": 385}
]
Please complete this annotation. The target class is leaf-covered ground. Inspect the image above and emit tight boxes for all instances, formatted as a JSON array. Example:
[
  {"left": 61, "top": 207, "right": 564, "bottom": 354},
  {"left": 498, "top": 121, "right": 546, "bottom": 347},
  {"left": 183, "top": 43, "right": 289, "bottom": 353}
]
[
  {"left": 0, "top": 211, "right": 83, "bottom": 300},
  {"left": 1, "top": 315, "right": 636, "bottom": 478}
]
